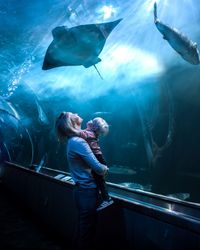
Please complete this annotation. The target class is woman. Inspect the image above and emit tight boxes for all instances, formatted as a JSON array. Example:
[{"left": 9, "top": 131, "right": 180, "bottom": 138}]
[{"left": 55, "top": 112, "right": 108, "bottom": 250}]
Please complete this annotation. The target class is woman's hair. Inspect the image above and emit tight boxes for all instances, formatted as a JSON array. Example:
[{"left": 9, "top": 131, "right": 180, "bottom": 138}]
[
  {"left": 55, "top": 112, "right": 78, "bottom": 142},
  {"left": 91, "top": 117, "right": 109, "bottom": 135}
]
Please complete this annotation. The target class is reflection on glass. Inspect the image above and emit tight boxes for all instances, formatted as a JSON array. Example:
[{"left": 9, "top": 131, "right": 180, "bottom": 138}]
[{"left": 0, "top": 109, "right": 34, "bottom": 166}]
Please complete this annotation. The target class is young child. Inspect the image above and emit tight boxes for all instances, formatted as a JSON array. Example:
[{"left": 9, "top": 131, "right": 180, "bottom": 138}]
[{"left": 79, "top": 117, "right": 114, "bottom": 211}]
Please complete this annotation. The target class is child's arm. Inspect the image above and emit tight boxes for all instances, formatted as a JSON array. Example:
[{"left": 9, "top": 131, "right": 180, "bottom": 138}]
[
  {"left": 79, "top": 130, "right": 96, "bottom": 140},
  {"left": 66, "top": 127, "right": 93, "bottom": 140},
  {"left": 79, "top": 130, "right": 89, "bottom": 140}
]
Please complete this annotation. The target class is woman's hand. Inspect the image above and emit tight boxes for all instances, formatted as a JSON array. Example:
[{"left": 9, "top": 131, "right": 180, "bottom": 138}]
[{"left": 103, "top": 166, "right": 109, "bottom": 177}]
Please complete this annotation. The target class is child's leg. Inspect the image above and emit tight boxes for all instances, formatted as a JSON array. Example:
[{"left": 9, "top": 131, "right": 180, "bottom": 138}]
[{"left": 92, "top": 171, "right": 110, "bottom": 201}]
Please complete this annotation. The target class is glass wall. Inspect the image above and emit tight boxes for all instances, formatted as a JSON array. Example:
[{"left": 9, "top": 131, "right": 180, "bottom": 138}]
[{"left": 1, "top": 0, "right": 200, "bottom": 203}]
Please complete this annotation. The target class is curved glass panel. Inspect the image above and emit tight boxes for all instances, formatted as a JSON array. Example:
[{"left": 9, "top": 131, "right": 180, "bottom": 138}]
[
  {"left": 1, "top": 0, "right": 200, "bottom": 203},
  {"left": 0, "top": 109, "right": 33, "bottom": 166}
]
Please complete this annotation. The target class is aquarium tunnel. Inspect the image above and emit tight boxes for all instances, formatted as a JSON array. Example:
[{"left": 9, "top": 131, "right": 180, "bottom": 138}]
[{"left": 0, "top": 0, "right": 200, "bottom": 249}]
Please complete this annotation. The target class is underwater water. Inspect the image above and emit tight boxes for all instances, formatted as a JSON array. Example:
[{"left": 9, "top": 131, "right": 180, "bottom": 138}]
[{"left": 1, "top": 0, "right": 200, "bottom": 202}]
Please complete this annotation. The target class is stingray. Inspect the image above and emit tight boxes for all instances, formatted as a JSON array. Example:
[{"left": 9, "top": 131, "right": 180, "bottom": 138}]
[{"left": 42, "top": 19, "right": 122, "bottom": 78}]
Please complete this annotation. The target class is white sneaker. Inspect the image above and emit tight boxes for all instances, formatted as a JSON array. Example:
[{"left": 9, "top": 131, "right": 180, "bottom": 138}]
[{"left": 96, "top": 199, "right": 114, "bottom": 211}]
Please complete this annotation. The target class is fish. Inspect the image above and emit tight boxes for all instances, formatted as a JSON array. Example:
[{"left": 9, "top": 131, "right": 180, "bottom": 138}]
[
  {"left": 42, "top": 19, "right": 122, "bottom": 76},
  {"left": 119, "top": 182, "right": 152, "bottom": 191},
  {"left": 154, "top": 2, "right": 200, "bottom": 65},
  {"left": 121, "top": 142, "right": 137, "bottom": 149},
  {"left": 167, "top": 193, "right": 190, "bottom": 201},
  {"left": 109, "top": 165, "right": 137, "bottom": 175},
  {"left": 92, "top": 111, "right": 111, "bottom": 116}
]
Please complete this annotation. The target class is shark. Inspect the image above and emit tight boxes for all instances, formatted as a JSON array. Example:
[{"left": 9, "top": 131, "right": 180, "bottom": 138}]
[
  {"left": 42, "top": 19, "right": 122, "bottom": 77},
  {"left": 154, "top": 2, "right": 200, "bottom": 65}
]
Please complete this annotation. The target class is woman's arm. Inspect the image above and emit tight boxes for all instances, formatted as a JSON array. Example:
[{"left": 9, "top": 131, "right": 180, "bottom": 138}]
[{"left": 74, "top": 138, "right": 108, "bottom": 175}]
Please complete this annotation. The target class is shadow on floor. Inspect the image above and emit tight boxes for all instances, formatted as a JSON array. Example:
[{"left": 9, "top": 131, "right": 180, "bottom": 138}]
[{"left": 0, "top": 183, "right": 67, "bottom": 250}]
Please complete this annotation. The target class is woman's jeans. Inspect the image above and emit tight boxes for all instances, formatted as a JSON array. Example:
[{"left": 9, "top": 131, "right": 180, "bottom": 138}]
[{"left": 74, "top": 186, "right": 98, "bottom": 250}]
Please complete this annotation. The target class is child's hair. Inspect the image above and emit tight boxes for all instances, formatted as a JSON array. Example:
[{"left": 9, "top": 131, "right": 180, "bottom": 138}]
[{"left": 90, "top": 117, "right": 109, "bottom": 135}]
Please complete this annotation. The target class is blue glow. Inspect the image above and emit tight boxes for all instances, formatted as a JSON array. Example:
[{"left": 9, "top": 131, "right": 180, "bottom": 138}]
[
  {"left": 1, "top": 0, "right": 200, "bottom": 202},
  {"left": 2, "top": 0, "right": 200, "bottom": 100}
]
